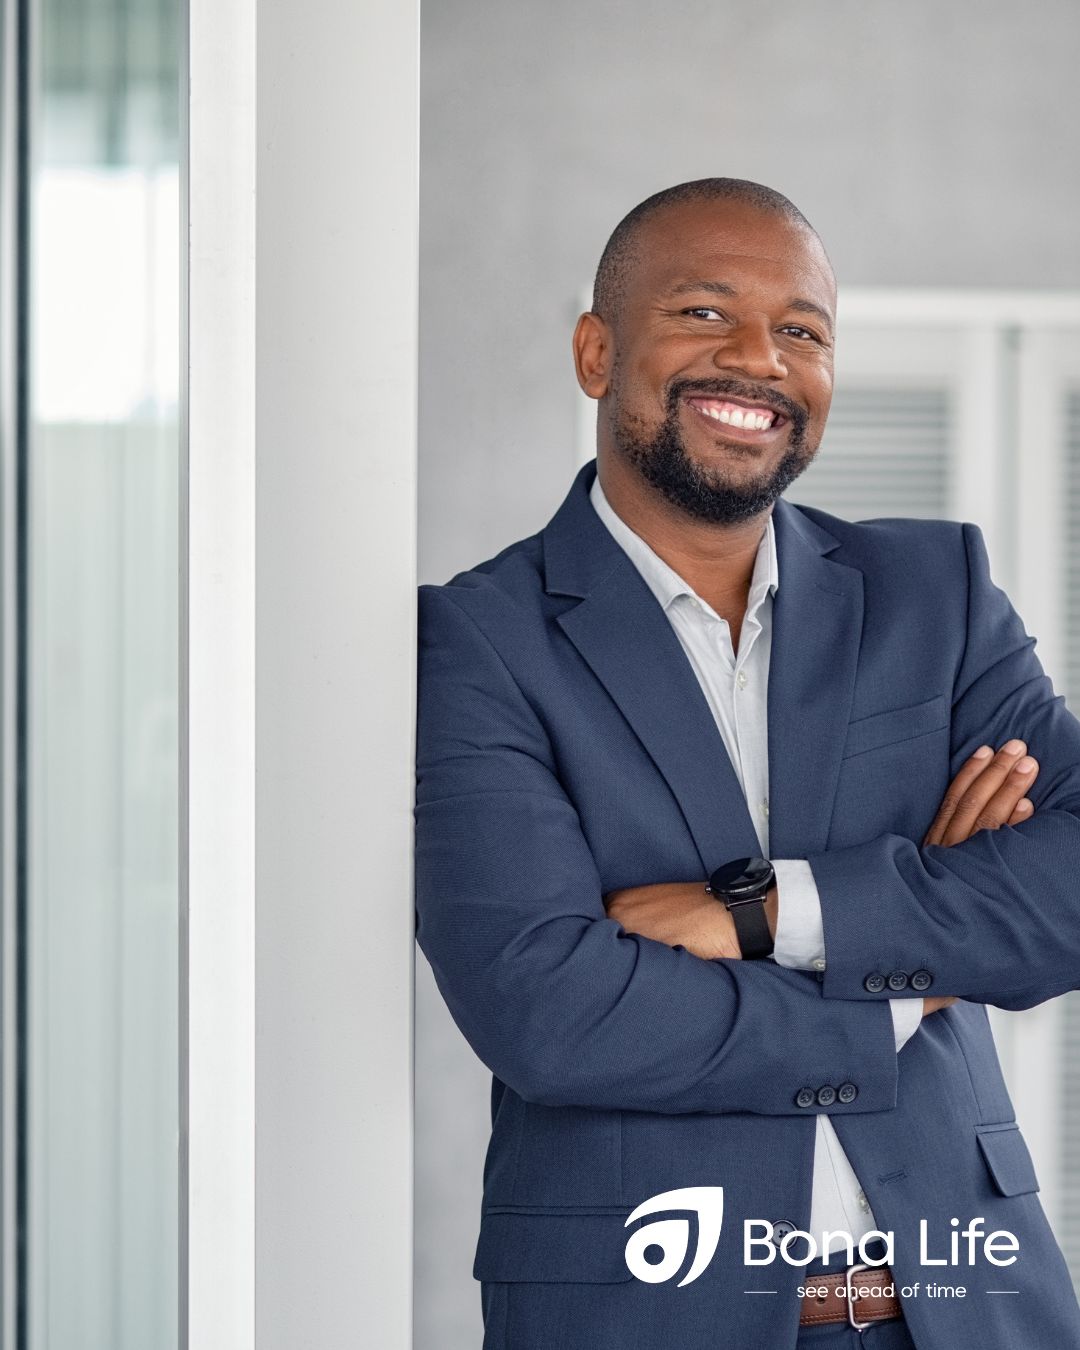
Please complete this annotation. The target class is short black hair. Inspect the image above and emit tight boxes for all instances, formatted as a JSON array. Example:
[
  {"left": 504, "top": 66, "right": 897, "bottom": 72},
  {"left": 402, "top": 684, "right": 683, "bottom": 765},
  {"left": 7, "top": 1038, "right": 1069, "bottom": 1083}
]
[{"left": 591, "top": 178, "right": 820, "bottom": 325}]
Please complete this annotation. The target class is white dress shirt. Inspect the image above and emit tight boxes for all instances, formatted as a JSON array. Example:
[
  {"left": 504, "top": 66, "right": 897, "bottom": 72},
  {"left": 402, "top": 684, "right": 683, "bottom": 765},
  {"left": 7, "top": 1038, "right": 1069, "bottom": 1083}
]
[{"left": 590, "top": 476, "right": 922, "bottom": 1253}]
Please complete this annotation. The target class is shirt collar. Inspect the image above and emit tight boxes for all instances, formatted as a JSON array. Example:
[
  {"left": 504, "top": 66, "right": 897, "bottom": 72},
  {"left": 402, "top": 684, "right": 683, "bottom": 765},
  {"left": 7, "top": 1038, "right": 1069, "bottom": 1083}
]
[{"left": 589, "top": 474, "right": 779, "bottom": 619}]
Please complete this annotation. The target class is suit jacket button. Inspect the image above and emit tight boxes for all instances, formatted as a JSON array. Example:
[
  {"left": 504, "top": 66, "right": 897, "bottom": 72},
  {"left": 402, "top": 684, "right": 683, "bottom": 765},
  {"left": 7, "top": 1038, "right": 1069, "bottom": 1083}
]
[
  {"left": 771, "top": 1220, "right": 797, "bottom": 1246},
  {"left": 795, "top": 1088, "right": 816, "bottom": 1109},
  {"left": 816, "top": 1085, "right": 837, "bottom": 1106},
  {"left": 838, "top": 1083, "right": 858, "bottom": 1104},
  {"left": 864, "top": 973, "right": 886, "bottom": 993},
  {"left": 911, "top": 969, "right": 932, "bottom": 991},
  {"left": 887, "top": 971, "right": 909, "bottom": 991}
]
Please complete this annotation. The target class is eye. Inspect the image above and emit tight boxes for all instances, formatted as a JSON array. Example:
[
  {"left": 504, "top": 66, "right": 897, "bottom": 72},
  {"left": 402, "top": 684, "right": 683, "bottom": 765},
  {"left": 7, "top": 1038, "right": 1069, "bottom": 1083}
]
[
  {"left": 682, "top": 307, "right": 725, "bottom": 320},
  {"left": 779, "top": 324, "right": 825, "bottom": 343}
]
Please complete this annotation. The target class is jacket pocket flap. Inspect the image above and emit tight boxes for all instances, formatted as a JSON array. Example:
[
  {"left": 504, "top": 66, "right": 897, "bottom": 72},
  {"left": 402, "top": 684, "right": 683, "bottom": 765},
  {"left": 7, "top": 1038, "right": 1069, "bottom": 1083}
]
[
  {"left": 976, "top": 1124, "right": 1040, "bottom": 1197},
  {"left": 842, "top": 695, "right": 949, "bottom": 760},
  {"left": 473, "top": 1208, "right": 637, "bottom": 1284}
]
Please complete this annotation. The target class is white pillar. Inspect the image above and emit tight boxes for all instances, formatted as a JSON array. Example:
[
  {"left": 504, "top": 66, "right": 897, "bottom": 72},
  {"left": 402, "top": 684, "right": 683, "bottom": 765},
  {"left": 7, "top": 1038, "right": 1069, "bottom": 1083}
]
[{"left": 184, "top": 0, "right": 418, "bottom": 1344}]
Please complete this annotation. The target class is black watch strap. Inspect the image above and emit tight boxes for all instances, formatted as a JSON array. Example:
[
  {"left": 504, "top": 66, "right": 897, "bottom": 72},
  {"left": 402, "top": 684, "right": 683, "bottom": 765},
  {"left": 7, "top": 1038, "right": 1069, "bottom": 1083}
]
[{"left": 724, "top": 894, "right": 774, "bottom": 960}]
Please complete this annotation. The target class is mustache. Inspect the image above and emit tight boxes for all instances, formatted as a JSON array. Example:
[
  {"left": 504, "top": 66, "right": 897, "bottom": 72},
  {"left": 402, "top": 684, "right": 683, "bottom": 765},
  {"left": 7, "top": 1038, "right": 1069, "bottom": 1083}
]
[{"left": 666, "top": 377, "right": 806, "bottom": 427}]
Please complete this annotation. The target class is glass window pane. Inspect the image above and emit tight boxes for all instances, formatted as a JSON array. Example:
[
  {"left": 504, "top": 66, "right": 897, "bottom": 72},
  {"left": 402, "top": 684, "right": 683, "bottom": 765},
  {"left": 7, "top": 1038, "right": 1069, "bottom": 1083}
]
[{"left": 26, "top": 0, "right": 179, "bottom": 1344}]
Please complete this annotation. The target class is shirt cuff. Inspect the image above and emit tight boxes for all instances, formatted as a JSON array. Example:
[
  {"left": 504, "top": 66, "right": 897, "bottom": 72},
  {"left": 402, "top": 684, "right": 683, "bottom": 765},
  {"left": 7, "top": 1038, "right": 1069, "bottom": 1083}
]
[
  {"left": 890, "top": 997, "right": 923, "bottom": 1051},
  {"left": 773, "top": 859, "right": 923, "bottom": 1054},
  {"left": 771, "top": 859, "right": 826, "bottom": 972}
]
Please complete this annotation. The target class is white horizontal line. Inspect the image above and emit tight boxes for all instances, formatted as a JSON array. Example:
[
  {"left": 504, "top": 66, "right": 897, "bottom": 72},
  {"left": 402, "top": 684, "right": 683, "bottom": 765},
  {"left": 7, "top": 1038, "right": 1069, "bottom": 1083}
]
[
  {"left": 985, "top": 1290, "right": 1019, "bottom": 1294},
  {"left": 743, "top": 1290, "right": 777, "bottom": 1294}
]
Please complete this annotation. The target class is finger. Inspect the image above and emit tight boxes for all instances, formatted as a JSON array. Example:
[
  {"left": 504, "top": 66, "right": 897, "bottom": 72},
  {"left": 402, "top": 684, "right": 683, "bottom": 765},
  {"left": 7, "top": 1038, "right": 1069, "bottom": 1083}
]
[
  {"left": 961, "top": 756, "right": 1038, "bottom": 836},
  {"left": 941, "top": 751, "right": 1038, "bottom": 845},
  {"left": 939, "top": 748, "right": 1032, "bottom": 845},
  {"left": 937, "top": 740, "right": 1028, "bottom": 846},
  {"left": 923, "top": 745, "right": 994, "bottom": 846},
  {"left": 1007, "top": 797, "right": 1034, "bottom": 826}
]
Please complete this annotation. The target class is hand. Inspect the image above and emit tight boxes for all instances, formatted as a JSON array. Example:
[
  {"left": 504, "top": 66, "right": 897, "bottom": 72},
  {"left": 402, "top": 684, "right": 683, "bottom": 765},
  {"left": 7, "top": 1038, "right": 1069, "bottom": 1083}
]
[
  {"left": 923, "top": 740, "right": 1037, "bottom": 847},
  {"left": 604, "top": 881, "right": 743, "bottom": 961},
  {"left": 919, "top": 739, "right": 1039, "bottom": 1017}
]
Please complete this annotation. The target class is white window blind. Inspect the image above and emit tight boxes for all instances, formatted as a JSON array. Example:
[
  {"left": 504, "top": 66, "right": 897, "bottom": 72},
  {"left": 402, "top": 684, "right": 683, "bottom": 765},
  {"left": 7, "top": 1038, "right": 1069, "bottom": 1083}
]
[
  {"left": 1057, "top": 368, "right": 1080, "bottom": 1287},
  {"left": 790, "top": 385, "right": 950, "bottom": 521}
]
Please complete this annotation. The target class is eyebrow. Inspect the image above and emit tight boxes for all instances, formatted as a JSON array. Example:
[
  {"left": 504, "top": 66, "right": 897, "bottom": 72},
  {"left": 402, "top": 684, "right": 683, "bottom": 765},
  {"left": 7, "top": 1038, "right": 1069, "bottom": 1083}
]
[
  {"left": 666, "top": 280, "right": 835, "bottom": 336},
  {"left": 668, "top": 280, "right": 738, "bottom": 298}
]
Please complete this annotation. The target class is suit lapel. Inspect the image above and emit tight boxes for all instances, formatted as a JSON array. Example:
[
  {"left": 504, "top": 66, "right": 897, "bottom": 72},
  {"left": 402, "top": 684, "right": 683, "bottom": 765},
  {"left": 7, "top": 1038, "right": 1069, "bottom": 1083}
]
[
  {"left": 544, "top": 464, "right": 760, "bottom": 871},
  {"left": 556, "top": 567, "right": 761, "bottom": 871},
  {"left": 767, "top": 497, "right": 864, "bottom": 858}
]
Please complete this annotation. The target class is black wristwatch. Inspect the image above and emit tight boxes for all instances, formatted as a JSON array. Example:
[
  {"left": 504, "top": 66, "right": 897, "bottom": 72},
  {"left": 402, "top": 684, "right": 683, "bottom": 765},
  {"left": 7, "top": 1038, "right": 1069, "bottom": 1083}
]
[{"left": 706, "top": 856, "right": 776, "bottom": 960}]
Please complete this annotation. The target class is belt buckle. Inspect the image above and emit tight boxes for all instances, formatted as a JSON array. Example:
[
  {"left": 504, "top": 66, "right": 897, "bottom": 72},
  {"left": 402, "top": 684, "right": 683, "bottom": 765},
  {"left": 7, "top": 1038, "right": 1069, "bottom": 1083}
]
[{"left": 845, "top": 1261, "right": 872, "bottom": 1333}]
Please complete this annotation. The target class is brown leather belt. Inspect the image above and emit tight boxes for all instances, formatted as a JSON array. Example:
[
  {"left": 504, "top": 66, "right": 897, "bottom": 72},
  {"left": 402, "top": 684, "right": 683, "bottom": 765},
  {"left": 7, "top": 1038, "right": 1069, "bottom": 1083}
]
[{"left": 799, "top": 1263, "right": 903, "bottom": 1330}]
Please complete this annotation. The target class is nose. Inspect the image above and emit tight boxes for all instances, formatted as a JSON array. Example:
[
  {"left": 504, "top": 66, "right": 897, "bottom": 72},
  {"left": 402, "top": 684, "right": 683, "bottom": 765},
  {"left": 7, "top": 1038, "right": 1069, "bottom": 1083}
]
[{"left": 712, "top": 317, "right": 787, "bottom": 381}]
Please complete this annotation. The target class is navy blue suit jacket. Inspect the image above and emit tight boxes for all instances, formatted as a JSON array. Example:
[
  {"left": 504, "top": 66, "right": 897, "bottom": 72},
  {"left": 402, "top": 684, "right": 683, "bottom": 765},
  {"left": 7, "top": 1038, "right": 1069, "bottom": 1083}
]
[{"left": 415, "top": 460, "right": 1080, "bottom": 1349}]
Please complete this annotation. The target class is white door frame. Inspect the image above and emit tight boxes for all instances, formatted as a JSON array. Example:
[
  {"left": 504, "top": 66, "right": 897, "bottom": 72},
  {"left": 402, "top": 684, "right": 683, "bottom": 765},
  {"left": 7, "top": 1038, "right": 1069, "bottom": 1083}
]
[{"left": 0, "top": 0, "right": 22, "bottom": 1343}]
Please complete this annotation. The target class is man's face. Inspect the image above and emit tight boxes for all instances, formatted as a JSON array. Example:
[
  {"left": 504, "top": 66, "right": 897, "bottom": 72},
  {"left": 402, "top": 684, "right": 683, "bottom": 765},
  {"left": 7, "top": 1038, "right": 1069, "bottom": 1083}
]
[{"left": 597, "top": 199, "right": 836, "bottom": 525}]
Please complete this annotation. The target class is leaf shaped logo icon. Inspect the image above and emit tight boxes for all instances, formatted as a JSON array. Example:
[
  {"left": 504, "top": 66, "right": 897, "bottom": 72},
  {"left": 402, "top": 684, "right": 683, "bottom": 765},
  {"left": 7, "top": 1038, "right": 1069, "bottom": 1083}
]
[{"left": 624, "top": 1187, "right": 725, "bottom": 1287}]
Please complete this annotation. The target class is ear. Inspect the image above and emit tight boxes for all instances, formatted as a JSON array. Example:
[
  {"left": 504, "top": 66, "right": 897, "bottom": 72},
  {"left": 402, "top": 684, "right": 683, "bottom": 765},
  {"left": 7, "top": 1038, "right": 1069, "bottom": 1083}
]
[{"left": 572, "top": 312, "right": 613, "bottom": 399}]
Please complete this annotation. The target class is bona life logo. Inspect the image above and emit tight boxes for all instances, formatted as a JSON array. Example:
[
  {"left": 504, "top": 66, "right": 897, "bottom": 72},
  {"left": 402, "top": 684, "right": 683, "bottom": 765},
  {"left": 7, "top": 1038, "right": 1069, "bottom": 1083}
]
[
  {"left": 624, "top": 1187, "right": 725, "bottom": 1287},
  {"left": 624, "top": 1187, "right": 1022, "bottom": 1286}
]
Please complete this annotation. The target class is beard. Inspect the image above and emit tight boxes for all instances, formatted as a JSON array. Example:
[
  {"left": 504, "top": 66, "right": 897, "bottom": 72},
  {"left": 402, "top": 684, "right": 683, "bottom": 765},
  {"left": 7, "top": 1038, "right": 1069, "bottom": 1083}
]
[{"left": 611, "top": 375, "right": 820, "bottom": 526}]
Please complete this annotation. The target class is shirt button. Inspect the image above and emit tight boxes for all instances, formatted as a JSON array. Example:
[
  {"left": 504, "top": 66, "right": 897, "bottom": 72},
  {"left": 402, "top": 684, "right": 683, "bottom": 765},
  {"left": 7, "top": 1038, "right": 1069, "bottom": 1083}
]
[
  {"left": 857, "top": 1189, "right": 870, "bottom": 1213},
  {"left": 812, "top": 958, "right": 826, "bottom": 972},
  {"left": 887, "top": 971, "right": 910, "bottom": 992},
  {"left": 761, "top": 798, "right": 770, "bottom": 818},
  {"left": 736, "top": 670, "right": 748, "bottom": 689}
]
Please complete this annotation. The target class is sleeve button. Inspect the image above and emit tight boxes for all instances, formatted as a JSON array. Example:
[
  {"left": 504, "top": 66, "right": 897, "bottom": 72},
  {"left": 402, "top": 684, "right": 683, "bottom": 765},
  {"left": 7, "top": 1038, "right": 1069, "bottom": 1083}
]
[
  {"left": 887, "top": 971, "right": 909, "bottom": 991},
  {"left": 816, "top": 1085, "right": 837, "bottom": 1106},
  {"left": 795, "top": 1088, "right": 816, "bottom": 1108},
  {"left": 838, "top": 1082, "right": 858, "bottom": 1104},
  {"left": 863, "top": 973, "right": 886, "bottom": 993},
  {"left": 911, "top": 969, "right": 932, "bottom": 991}
]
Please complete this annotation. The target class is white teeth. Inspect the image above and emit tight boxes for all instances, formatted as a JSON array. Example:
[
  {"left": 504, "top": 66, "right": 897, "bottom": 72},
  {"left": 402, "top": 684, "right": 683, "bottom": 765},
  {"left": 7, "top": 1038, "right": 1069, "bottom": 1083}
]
[{"left": 694, "top": 400, "right": 776, "bottom": 429}]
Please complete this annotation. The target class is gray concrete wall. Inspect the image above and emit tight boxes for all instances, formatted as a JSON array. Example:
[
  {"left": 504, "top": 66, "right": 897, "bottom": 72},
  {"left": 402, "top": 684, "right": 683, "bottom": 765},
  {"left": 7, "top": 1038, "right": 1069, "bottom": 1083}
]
[{"left": 416, "top": 4, "right": 1080, "bottom": 1344}]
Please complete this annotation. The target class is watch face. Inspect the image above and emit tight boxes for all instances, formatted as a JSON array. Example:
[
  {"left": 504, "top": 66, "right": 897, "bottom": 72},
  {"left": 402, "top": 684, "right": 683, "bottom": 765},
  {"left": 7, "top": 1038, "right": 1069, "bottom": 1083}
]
[{"left": 709, "top": 855, "right": 774, "bottom": 898}]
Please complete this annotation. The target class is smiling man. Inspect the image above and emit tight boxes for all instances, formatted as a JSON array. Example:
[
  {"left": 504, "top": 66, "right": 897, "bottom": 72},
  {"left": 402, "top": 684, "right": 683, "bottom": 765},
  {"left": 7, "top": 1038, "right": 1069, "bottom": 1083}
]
[{"left": 415, "top": 180, "right": 1080, "bottom": 1350}]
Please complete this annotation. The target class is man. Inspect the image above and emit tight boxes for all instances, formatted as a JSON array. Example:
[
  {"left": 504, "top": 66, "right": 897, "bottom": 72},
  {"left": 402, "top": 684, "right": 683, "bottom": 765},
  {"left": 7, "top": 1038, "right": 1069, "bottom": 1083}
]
[{"left": 415, "top": 179, "right": 1080, "bottom": 1349}]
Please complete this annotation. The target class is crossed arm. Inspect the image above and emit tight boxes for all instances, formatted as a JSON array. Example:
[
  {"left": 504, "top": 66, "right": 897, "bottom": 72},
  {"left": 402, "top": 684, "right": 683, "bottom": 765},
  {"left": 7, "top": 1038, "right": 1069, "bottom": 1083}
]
[
  {"left": 417, "top": 526, "right": 1080, "bottom": 1114},
  {"left": 605, "top": 738, "right": 1041, "bottom": 1020}
]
